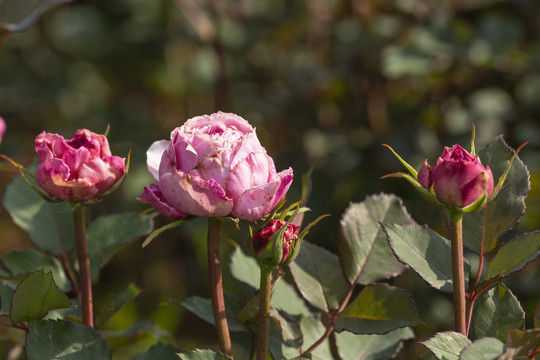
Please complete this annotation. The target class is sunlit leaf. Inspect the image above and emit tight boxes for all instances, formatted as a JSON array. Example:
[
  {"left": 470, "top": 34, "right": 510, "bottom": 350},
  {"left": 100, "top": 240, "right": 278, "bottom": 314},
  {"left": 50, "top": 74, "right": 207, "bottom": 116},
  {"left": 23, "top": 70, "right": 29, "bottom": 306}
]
[
  {"left": 472, "top": 283, "right": 524, "bottom": 341},
  {"left": 422, "top": 331, "right": 471, "bottom": 360},
  {"left": 178, "top": 349, "right": 231, "bottom": 360},
  {"left": 10, "top": 270, "right": 71, "bottom": 324},
  {"left": 336, "top": 327, "right": 415, "bottom": 360},
  {"left": 459, "top": 337, "right": 505, "bottom": 360},
  {"left": 334, "top": 284, "right": 420, "bottom": 335},
  {"left": 383, "top": 223, "right": 469, "bottom": 292},
  {"left": 485, "top": 231, "right": 540, "bottom": 281},
  {"left": 26, "top": 319, "right": 112, "bottom": 359},
  {"left": 289, "top": 241, "right": 349, "bottom": 312},
  {"left": 338, "top": 193, "right": 410, "bottom": 285},
  {"left": 463, "top": 136, "right": 530, "bottom": 254},
  {"left": 300, "top": 315, "right": 332, "bottom": 360}
]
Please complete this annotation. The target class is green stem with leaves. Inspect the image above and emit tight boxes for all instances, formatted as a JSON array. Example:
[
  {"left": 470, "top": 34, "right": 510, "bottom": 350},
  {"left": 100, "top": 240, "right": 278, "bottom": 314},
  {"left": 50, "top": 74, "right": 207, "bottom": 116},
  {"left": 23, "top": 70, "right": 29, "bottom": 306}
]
[
  {"left": 207, "top": 217, "right": 233, "bottom": 357},
  {"left": 449, "top": 210, "right": 466, "bottom": 335},
  {"left": 256, "top": 265, "right": 273, "bottom": 360},
  {"left": 73, "top": 205, "right": 94, "bottom": 328}
]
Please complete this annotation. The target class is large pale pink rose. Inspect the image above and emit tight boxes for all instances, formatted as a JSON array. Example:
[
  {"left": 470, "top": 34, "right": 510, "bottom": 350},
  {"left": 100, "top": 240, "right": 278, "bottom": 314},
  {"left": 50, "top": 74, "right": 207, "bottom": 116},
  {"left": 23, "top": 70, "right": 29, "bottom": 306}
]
[
  {"left": 35, "top": 129, "right": 126, "bottom": 201},
  {"left": 138, "top": 112, "right": 293, "bottom": 221},
  {"left": 418, "top": 144, "right": 494, "bottom": 207},
  {"left": 0, "top": 116, "right": 5, "bottom": 144}
]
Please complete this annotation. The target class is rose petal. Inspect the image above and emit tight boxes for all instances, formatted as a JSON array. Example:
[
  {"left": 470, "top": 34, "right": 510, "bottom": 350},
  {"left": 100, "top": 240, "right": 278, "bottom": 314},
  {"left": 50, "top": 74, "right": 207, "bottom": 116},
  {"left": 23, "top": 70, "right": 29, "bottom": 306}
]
[
  {"left": 138, "top": 183, "right": 186, "bottom": 219},
  {"left": 146, "top": 140, "right": 169, "bottom": 180},
  {"left": 226, "top": 152, "right": 273, "bottom": 202},
  {"left": 269, "top": 167, "right": 294, "bottom": 210},
  {"left": 232, "top": 179, "right": 281, "bottom": 222},
  {"left": 159, "top": 171, "right": 233, "bottom": 217}
]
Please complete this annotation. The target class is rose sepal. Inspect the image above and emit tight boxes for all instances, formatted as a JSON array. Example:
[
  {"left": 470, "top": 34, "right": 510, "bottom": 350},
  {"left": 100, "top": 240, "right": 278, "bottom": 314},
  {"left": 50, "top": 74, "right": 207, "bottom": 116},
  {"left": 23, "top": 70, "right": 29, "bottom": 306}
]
[
  {"left": 382, "top": 144, "right": 418, "bottom": 178},
  {"left": 281, "top": 213, "right": 330, "bottom": 266},
  {"left": 0, "top": 154, "right": 62, "bottom": 203},
  {"left": 381, "top": 171, "right": 446, "bottom": 208}
]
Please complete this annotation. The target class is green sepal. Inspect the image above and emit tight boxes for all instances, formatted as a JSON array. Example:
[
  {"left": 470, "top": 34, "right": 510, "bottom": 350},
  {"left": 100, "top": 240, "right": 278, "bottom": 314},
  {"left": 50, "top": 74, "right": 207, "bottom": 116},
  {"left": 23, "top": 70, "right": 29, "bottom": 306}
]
[
  {"left": 381, "top": 171, "right": 444, "bottom": 207},
  {"left": 214, "top": 216, "right": 240, "bottom": 229},
  {"left": 282, "top": 213, "right": 330, "bottom": 266},
  {"left": 488, "top": 141, "right": 528, "bottom": 202},
  {"left": 470, "top": 123, "right": 476, "bottom": 156},
  {"left": 461, "top": 188, "right": 488, "bottom": 214},
  {"left": 382, "top": 144, "right": 418, "bottom": 178},
  {"left": 0, "top": 154, "right": 62, "bottom": 203},
  {"left": 142, "top": 217, "right": 192, "bottom": 248}
]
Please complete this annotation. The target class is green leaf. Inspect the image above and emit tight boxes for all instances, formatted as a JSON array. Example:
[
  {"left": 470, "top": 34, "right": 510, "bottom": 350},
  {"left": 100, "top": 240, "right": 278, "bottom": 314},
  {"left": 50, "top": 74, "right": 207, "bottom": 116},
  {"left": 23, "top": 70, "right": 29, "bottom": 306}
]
[
  {"left": 26, "top": 319, "right": 112, "bottom": 359},
  {"left": 270, "top": 309, "right": 302, "bottom": 347},
  {"left": 485, "top": 231, "right": 540, "bottom": 281},
  {"left": 472, "top": 283, "right": 524, "bottom": 341},
  {"left": 289, "top": 242, "right": 349, "bottom": 312},
  {"left": 136, "top": 342, "right": 182, "bottom": 360},
  {"left": 87, "top": 213, "right": 153, "bottom": 280},
  {"left": 95, "top": 283, "right": 142, "bottom": 328},
  {"left": 3, "top": 173, "right": 75, "bottom": 255},
  {"left": 10, "top": 270, "right": 71, "bottom": 324},
  {"left": 0, "top": 281, "right": 14, "bottom": 316},
  {"left": 383, "top": 223, "right": 469, "bottom": 292},
  {"left": 178, "top": 349, "right": 231, "bottom": 360},
  {"left": 300, "top": 315, "right": 332, "bottom": 360},
  {"left": 501, "top": 329, "right": 540, "bottom": 359},
  {"left": 463, "top": 136, "right": 530, "bottom": 254},
  {"left": 459, "top": 337, "right": 505, "bottom": 360},
  {"left": 229, "top": 247, "right": 310, "bottom": 316},
  {"left": 0, "top": 249, "right": 69, "bottom": 291},
  {"left": 338, "top": 194, "right": 410, "bottom": 284},
  {"left": 335, "top": 327, "right": 415, "bottom": 360},
  {"left": 267, "top": 314, "right": 302, "bottom": 360},
  {"left": 142, "top": 219, "right": 188, "bottom": 248},
  {"left": 334, "top": 284, "right": 420, "bottom": 335},
  {"left": 0, "top": 0, "right": 73, "bottom": 33},
  {"left": 422, "top": 331, "right": 471, "bottom": 360},
  {"left": 179, "top": 294, "right": 247, "bottom": 332}
]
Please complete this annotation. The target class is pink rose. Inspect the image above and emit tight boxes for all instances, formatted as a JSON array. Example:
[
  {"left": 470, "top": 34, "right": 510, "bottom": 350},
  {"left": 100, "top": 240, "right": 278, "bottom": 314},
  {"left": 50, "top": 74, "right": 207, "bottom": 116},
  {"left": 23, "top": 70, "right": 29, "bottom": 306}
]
[
  {"left": 418, "top": 144, "right": 494, "bottom": 207},
  {"left": 138, "top": 112, "right": 293, "bottom": 221},
  {"left": 0, "top": 116, "right": 5, "bottom": 144},
  {"left": 252, "top": 219, "right": 300, "bottom": 264},
  {"left": 35, "top": 129, "right": 126, "bottom": 201}
]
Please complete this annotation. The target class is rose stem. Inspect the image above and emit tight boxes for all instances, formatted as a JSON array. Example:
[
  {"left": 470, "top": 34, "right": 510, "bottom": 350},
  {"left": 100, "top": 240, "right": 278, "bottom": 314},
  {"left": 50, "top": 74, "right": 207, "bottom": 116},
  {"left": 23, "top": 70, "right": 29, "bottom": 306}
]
[
  {"left": 73, "top": 205, "right": 94, "bottom": 328},
  {"left": 256, "top": 266, "right": 273, "bottom": 360},
  {"left": 207, "top": 217, "right": 233, "bottom": 357},
  {"left": 449, "top": 210, "right": 466, "bottom": 335}
]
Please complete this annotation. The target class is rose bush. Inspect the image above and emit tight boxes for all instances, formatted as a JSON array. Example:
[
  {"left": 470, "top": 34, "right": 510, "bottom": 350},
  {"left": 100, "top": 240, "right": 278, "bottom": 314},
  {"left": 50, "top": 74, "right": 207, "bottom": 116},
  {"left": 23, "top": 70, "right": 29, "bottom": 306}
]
[
  {"left": 138, "top": 112, "right": 293, "bottom": 221},
  {"left": 417, "top": 144, "right": 494, "bottom": 207},
  {"left": 35, "top": 129, "right": 126, "bottom": 201}
]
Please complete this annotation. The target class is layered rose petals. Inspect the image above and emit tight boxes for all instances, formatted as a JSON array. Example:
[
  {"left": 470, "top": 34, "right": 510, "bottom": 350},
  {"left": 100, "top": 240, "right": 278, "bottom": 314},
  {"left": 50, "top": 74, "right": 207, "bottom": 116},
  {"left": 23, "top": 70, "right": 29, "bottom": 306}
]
[
  {"left": 419, "top": 144, "right": 494, "bottom": 207},
  {"left": 0, "top": 116, "right": 5, "bottom": 144},
  {"left": 35, "top": 129, "right": 126, "bottom": 201},
  {"left": 138, "top": 112, "right": 293, "bottom": 221}
]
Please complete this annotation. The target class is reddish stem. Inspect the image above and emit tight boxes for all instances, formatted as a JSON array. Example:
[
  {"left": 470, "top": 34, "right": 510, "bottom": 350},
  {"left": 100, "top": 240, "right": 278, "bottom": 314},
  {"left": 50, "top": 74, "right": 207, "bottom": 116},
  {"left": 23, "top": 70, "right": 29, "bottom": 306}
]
[
  {"left": 450, "top": 211, "right": 466, "bottom": 335},
  {"left": 207, "top": 218, "right": 233, "bottom": 357},
  {"left": 73, "top": 206, "right": 94, "bottom": 328}
]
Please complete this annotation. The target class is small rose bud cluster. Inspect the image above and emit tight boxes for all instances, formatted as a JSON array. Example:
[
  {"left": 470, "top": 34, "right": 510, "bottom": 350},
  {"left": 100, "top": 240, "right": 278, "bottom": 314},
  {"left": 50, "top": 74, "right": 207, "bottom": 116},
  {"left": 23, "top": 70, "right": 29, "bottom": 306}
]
[{"left": 253, "top": 219, "right": 300, "bottom": 265}]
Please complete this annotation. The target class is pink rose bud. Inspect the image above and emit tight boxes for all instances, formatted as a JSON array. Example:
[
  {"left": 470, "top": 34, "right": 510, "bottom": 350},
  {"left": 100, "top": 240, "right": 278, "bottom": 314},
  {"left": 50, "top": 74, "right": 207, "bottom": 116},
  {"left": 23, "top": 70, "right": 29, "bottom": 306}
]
[
  {"left": 422, "top": 144, "right": 494, "bottom": 207},
  {"left": 0, "top": 116, "right": 5, "bottom": 144},
  {"left": 138, "top": 112, "right": 293, "bottom": 221},
  {"left": 35, "top": 129, "right": 126, "bottom": 201},
  {"left": 253, "top": 219, "right": 300, "bottom": 264}
]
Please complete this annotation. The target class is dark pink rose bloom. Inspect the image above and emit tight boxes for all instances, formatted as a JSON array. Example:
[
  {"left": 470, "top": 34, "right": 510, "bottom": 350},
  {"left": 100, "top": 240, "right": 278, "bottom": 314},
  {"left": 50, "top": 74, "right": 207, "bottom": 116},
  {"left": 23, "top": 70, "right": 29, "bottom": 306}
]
[
  {"left": 0, "top": 116, "right": 5, "bottom": 144},
  {"left": 253, "top": 219, "right": 300, "bottom": 264},
  {"left": 420, "top": 144, "right": 494, "bottom": 207},
  {"left": 35, "top": 129, "right": 126, "bottom": 201},
  {"left": 138, "top": 112, "right": 293, "bottom": 221}
]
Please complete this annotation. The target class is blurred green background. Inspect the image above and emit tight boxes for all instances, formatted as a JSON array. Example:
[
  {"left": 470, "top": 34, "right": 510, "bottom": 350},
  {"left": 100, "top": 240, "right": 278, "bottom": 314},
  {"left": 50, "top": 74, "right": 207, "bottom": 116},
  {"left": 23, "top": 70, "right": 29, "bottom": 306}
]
[{"left": 1, "top": 0, "right": 540, "bottom": 358}]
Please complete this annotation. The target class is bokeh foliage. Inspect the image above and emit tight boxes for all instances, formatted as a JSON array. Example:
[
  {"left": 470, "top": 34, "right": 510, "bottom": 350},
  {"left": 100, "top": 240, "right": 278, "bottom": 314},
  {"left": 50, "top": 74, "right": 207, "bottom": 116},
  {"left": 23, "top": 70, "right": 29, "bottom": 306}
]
[{"left": 1, "top": 0, "right": 540, "bottom": 358}]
